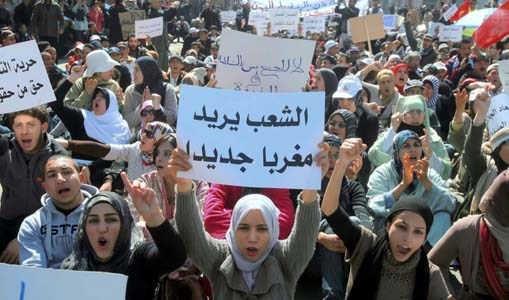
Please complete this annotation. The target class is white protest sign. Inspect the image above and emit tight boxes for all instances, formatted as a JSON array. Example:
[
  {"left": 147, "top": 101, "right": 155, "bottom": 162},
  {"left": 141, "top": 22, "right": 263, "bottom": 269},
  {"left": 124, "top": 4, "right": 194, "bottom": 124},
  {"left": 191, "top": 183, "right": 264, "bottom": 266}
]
[
  {"left": 0, "top": 263, "right": 127, "bottom": 300},
  {"left": 0, "top": 40, "right": 55, "bottom": 114},
  {"left": 443, "top": 4, "right": 458, "bottom": 21},
  {"left": 220, "top": 10, "right": 237, "bottom": 23},
  {"left": 269, "top": 8, "right": 300, "bottom": 33},
  {"left": 248, "top": 11, "right": 268, "bottom": 25},
  {"left": 428, "top": 22, "right": 443, "bottom": 37},
  {"left": 485, "top": 94, "right": 509, "bottom": 136},
  {"left": 302, "top": 16, "right": 326, "bottom": 33},
  {"left": 177, "top": 85, "right": 324, "bottom": 189},
  {"left": 216, "top": 29, "right": 315, "bottom": 93},
  {"left": 383, "top": 14, "right": 398, "bottom": 30},
  {"left": 135, "top": 17, "right": 163, "bottom": 38},
  {"left": 499, "top": 60, "right": 509, "bottom": 94},
  {"left": 439, "top": 25, "right": 463, "bottom": 42}
]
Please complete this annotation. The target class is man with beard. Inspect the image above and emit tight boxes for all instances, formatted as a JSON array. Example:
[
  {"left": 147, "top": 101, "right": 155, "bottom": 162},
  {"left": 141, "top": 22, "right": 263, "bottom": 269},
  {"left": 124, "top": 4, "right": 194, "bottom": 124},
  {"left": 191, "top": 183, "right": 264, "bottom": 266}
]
[
  {"left": 456, "top": 54, "right": 489, "bottom": 87},
  {"left": 0, "top": 108, "right": 67, "bottom": 265}
]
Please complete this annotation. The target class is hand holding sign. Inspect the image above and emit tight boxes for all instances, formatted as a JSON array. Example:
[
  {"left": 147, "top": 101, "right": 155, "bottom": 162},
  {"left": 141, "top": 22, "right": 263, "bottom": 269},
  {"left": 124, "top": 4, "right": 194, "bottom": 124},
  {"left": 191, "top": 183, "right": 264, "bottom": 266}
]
[{"left": 168, "top": 148, "right": 194, "bottom": 192}]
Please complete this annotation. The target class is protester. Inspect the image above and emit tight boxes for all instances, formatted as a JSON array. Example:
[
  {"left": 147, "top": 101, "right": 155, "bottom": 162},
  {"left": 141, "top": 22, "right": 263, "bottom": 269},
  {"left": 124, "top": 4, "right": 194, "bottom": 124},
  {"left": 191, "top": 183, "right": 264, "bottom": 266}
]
[
  {"left": 62, "top": 188, "right": 186, "bottom": 300},
  {"left": 429, "top": 170, "right": 509, "bottom": 299},
  {"left": 321, "top": 137, "right": 451, "bottom": 299},
  {"left": 367, "top": 130, "right": 457, "bottom": 245},
  {"left": 369, "top": 95, "right": 452, "bottom": 179},
  {"left": 174, "top": 144, "right": 326, "bottom": 298},
  {"left": 18, "top": 155, "right": 99, "bottom": 268},
  {"left": 123, "top": 56, "right": 178, "bottom": 131},
  {"left": 29, "top": 0, "right": 64, "bottom": 49}
]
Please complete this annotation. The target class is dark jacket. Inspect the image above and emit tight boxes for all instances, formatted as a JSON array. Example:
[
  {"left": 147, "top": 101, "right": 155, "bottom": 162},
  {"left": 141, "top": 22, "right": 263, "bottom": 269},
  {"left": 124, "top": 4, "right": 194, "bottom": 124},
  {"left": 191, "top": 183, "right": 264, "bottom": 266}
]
[
  {"left": 14, "top": 1, "right": 33, "bottom": 27},
  {"left": 108, "top": 4, "right": 128, "bottom": 44},
  {"left": 0, "top": 133, "right": 67, "bottom": 221},
  {"left": 30, "top": 0, "right": 64, "bottom": 38},
  {"left": 335, "top": 5, "right": 359, "bottom": 33}
]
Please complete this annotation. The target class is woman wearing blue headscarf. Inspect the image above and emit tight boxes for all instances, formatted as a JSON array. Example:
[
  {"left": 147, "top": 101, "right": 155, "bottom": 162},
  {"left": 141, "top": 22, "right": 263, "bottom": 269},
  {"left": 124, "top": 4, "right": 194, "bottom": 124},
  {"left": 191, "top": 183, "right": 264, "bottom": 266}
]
[{"left": 366, "top": 130, "right": 457, "bottom": 246}]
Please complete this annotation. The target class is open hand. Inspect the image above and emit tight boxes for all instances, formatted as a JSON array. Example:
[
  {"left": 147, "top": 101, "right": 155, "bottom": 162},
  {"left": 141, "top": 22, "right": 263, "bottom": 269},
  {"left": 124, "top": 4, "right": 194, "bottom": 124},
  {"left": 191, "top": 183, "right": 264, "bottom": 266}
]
[
  {"left": 402, "top": 153, "right": 415, "bottom": 187},
  {"left": 0, "top": 239, "right": 19, "bottom": 264}
]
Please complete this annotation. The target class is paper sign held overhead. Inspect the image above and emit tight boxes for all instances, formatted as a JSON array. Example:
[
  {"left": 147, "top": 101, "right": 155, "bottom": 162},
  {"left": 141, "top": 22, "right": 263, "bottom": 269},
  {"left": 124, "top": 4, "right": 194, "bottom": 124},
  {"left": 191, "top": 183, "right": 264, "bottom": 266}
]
[
  {"left": 499, "top": 60, "right": 509, "bottom": 95},
  {"left": 177, "top": 85, "right": 324, "bottom": 190},
  {"left": 439, "top": 25, "right": 463, "bottom": 42},
  {"left": 443, "top": 4, "right": 458, "bottom": 21},
  {"left": 269, "top": 8, "right": 300, "bottom": 33},
  {"left": 248, "top": 11, "right": 268, "bottom": 25},
  {"left": 215, "top": 29, "right": 315, "bottom": 93},
  {"left": 119, "top": 10, "right": 146, "bottom": 40},
  {"left": 220, "top": 11, "right": 237, "bottom": 23},
  {"left": 135, "top": 17, "right": 163, "bottom": 39},
  {"left": 0, "top": 263, "right": 127, "bottom": 300},
  {"left": 302, "top": 16, "right": 326, "bottom": 33},
  {"left": 0, "top": 40, "right": 55, "bottom": 114},
  {"left": 485, "top": 93, "right": 509, "bottom": 136},
  {"left": 349, "top": 14, "right": 385, "bottom": 43}
]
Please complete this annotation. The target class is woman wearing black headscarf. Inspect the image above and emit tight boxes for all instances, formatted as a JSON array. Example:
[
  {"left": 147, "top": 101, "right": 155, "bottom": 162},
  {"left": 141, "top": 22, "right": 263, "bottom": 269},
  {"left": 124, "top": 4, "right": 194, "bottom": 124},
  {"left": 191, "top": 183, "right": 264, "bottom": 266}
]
[
  {"left": 123, "top": 56, "right": 178, "bottom": 133},
  {"left": 321, "top": 138, "right": 451, "bottom": 300},
  {"left": 313, "top": 68, "right": 339, "bottom": 122},
  {"left": 62, "top": 187, "right": 186, "bottom": 300}
]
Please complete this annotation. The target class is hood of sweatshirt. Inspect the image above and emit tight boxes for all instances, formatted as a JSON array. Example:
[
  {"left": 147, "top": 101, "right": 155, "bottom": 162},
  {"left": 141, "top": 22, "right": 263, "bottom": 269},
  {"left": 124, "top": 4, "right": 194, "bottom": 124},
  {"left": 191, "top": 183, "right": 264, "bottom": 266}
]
[{"left": 40, "top": 184, "right": 99, "bottom": 267}]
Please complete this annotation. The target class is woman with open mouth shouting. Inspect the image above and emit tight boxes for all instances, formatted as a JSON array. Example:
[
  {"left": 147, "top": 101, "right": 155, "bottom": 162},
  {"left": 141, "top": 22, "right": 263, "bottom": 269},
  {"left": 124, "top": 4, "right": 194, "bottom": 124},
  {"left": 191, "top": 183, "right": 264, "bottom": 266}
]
[
  {"left": 366, "top": 130, "right": 457, "bottom": 247},
  {"left": 321, "top": 138, "right": 453, "bottom": 300},
  {"left": 172, "top": 144, "right": 328, "bottom": 299},
  {"left": 61, "top": 189, "right": 186, "bottom": 300}
]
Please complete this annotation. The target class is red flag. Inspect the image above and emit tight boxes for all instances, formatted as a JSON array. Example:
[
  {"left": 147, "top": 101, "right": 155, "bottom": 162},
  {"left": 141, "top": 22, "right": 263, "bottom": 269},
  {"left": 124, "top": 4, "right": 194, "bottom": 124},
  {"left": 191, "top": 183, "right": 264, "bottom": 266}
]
[
  {"left": 450, "top": 1, "right": 470, "bottom": 22},
  {"left": 473, "top": 1, "right": 509, "bottom": 48}
]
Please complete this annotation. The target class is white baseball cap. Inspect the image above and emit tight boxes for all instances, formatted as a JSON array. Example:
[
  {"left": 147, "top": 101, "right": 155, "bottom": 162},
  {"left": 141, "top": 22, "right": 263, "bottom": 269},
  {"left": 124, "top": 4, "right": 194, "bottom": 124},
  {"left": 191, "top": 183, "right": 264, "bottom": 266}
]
[
  {"left": 432, "top": 62, "right": 447, "bottom": 71},
  {"left": 333, "top": 75, "right": 362, "bottom": 99}
]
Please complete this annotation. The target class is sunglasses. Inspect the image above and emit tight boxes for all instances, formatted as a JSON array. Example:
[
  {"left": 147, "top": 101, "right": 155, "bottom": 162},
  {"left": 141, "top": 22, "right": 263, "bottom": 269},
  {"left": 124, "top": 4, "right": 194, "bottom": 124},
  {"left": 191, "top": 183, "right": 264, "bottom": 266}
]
[
  {"left": 329, "top": 121, "right": 347, "bottom": 128},
  {"left": 141, "top": 109, "right": 155, "bottom": 117},
  {"left": 143, "top": 128, "right": 155, "bottom": 139}
]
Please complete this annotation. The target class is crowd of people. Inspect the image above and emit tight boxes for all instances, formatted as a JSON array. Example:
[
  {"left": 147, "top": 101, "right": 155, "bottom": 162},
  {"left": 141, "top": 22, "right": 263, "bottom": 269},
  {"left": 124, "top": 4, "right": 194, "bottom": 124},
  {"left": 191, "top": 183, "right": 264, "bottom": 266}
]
[{"left": 1, "top": 0, "right": 509, "bottom": 299}]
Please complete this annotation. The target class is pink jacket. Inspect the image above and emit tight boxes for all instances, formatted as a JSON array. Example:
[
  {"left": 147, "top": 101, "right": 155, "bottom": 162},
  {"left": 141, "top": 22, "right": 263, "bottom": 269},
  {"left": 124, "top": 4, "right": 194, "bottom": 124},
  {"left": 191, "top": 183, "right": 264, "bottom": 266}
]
[{"left": 204, "top": 184, "right": 295, "bottom": 239}]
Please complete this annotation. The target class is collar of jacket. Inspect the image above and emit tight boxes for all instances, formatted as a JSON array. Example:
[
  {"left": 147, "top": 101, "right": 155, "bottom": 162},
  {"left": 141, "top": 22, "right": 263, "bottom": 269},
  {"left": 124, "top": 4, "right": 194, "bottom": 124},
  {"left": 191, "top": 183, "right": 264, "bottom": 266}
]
[{"left": 219, "top": 251, "right": 284, "bottom": 294}]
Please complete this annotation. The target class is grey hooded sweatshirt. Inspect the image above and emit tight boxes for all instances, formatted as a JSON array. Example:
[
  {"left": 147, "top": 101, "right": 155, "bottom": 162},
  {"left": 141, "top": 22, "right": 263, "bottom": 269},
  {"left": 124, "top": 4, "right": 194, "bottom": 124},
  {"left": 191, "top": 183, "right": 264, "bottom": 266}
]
[{"left": 17, "top": 184, "right": 98, "bottom": 269}]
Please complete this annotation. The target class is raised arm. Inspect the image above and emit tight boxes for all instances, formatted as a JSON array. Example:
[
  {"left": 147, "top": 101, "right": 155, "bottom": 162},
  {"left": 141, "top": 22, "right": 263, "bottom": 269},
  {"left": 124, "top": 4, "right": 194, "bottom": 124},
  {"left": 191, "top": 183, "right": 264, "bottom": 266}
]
[{"left": 322, "top": 138, "right": 366, "bottom": 252}]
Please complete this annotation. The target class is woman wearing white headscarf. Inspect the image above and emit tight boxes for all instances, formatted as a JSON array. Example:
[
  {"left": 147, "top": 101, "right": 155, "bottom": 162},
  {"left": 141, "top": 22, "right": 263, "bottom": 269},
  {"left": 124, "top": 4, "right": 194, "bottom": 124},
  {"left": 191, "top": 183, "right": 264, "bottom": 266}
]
[{"left": 170, "top": 146, "right": 327, "bottom": 299}]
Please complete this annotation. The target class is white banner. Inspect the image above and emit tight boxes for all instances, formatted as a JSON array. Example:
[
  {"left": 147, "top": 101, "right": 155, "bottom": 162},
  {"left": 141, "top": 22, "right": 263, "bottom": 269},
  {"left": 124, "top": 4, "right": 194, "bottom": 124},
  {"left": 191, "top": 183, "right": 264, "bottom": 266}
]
[
  {"left": 428, "top": 22, "right": 443, "bottom": 37},
  {"left": 0, "top": 263, "right": 127, "bottom": 300},
  {"left": 176, "top": 85, "right": 324, "bottom": 190},
  {"left": 216, "top": 29, "right": 315, "bottom": 93},
  {"left": 486, "top": 93, "right": 509, "bottom": 136},
  {"left": 302, "top": 16, "right": 326, "bottom": 33},
  {"left": 135, "top": 17, "right": 163, "bottom": 38},
  {"left": 499, "top": 60, "right": 509, "bottom": 95},
  {"left": 220, "top": 10, "right": 237, "bottom": 23},
  {"left": 269, "top": 8, "right": 300, "bottom": 33},
  {"left": 0, "top": 40, "right": 55, "bottom": 114},
  {"left": 439, "top": 25, "right": 463, "bottom": 42},
  {"left": 443, "top": 4, "right": 458, "bottom": 21}
]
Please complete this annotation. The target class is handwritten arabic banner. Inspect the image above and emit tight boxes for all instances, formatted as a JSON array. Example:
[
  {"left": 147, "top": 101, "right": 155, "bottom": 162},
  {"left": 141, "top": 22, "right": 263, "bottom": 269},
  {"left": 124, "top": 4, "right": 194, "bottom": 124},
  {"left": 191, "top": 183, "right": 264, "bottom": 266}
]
[
  {"left": 302, "top": 16, "right": 326, "bottom": 33},
  {"left": 216, "top": 29, "right": 315, "bottom": 93},
  {"left": 486, "top": 93, "right": 509, "bottom": 136},
  {"left": 0, "top": 263, "right": 127, "bottom": 300},
  {"left": 0, "top": 40, "right": 55, "bottom": 114},
  {"left": 220, "top": 10, "right": 237, "bottom": 23},
  {"left": 269, "top": 8, "right": 300, "bottom": 33},
  {"left": 135, "top": 17, "right": 163, "bottom": 38},
  {"left": 248, "top": 0, "right": 367, "bottom": 16},
  {"left": 176, "top": 85, "right": 324, "bottom": 190},
  {"left": 439, "top": 25, "right": 463, "bottom": 42}
]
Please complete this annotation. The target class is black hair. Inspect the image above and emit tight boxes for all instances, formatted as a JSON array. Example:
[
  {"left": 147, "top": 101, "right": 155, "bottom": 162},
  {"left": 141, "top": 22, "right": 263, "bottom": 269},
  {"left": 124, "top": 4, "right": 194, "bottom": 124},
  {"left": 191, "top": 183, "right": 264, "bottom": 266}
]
[
  {"left": 44, "top": 154, "right": 80, "bottom": 180},
  {"left": 9, "top": 106, "right": 49, "bottom": 129}
]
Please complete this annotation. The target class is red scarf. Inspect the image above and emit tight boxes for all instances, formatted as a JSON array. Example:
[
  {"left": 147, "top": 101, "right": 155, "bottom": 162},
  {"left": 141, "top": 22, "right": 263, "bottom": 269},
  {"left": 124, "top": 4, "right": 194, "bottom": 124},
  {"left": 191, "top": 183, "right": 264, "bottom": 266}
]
[{"left": 479, "top": 218, "right": 509, "bottom": 299}]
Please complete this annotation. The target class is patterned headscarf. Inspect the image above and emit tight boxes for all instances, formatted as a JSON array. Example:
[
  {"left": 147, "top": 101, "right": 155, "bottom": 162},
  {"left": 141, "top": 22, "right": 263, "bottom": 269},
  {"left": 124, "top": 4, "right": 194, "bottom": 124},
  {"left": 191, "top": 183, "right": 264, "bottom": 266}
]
[{"left": 140, "top": 121, "right": 173, "bottom": 166}]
